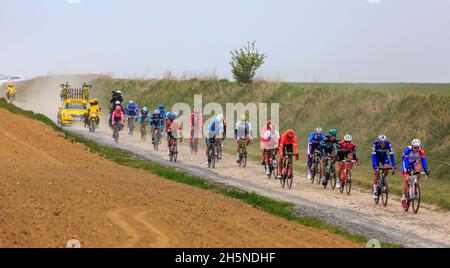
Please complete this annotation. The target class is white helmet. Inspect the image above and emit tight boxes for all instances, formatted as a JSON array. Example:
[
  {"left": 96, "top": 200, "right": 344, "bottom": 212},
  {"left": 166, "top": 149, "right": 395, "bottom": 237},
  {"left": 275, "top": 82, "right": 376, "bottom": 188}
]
[
  {"left": 115, "top": 101, "right": 121, "bottom": 105},
  {"left": 378, "top": 135, "right": 387, "bottom": 142},
  {"left": 412, "top": 139, "right": 422, "bottom": 147},
  {"left": 117, "top": 90, "right": 122, "bottom": 95},
  {"left": 344, "top": 135, "right": 353, "bottom": 142},
  {"left": 315, "top": 128, "right": 323, "bottom": 134},
  {"left": 129, "top": 100, "right": 134, "bottom": 104}
]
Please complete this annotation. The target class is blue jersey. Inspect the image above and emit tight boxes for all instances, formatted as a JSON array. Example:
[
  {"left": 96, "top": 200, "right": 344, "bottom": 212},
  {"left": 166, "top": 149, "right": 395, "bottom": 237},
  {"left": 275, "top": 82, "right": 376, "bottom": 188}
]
[
  {"left": 126, "top": 103, "right": 139, "bottom": 117},
  {"left": 371, "top": 141, "right": 396, "bottom": 169},
  {"left": 150, "top": 113, "right": 164, "bottom": 127},
  {"left": 206, "top": 123, "right": 224, "bottom": 139},
  {"left": 138, "top": 112, "right": 150, "bottom": 124},
  {"left": 308, "top": 133, "right": 325, "bottom": 154}
]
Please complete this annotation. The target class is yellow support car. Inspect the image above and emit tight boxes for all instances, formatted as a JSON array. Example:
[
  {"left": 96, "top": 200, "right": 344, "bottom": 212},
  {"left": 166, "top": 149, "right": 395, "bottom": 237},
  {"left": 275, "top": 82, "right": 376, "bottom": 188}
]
[{"left": 57, "top": 99, "right": 88, "bottom": 126}]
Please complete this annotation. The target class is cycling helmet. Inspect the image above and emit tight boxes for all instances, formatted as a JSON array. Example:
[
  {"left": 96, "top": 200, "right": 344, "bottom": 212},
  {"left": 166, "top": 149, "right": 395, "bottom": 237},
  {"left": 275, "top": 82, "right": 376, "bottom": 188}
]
[
  {"left": 240, "top": 115, "right": 247, "bottom": 121},
  {"left": 116, "top": 90, "right": 122, "bottom": 95},
  {"left": 214, "top": 117, "right": 221, "bottom": 124},
  {"left": 159, "top": 104, "right": 164, "bottom": 109},
  {"left": 315, "top": 128, "right": 323, "bottom": 134},
  {"left": 378, "top": 135, "right": 387, "bottom": 142},
  {"left": 344, "top": 135, "right": 353, "bottom": 142},
  {"left": 412, "top": 139, "right": 422, "bottom": 147},
  {"left": 329, "top": 129, "right": 337, "bottom": 136},
  {"left": 143, "top": 107, "right": 148, "bottom": 112},
  {"left": 129, "top": 101, "right": 134, "bottom": 104},
  {"left": 155, "top": 109, "right": 160, "bottom": 114},
  {"left": 217, "top": 114, "right": 224, "bottom": 121},
  {"left": 89, "top": 100, "right": 96, "bottom": 105},
  {"left": 115, "top": 101, "right": 121, "bottom": 105}
]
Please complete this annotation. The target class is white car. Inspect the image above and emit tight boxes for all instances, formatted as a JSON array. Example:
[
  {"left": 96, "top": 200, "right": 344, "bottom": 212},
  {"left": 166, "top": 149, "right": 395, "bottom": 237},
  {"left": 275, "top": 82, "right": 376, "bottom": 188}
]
[{"left": 0, "top": 75, "right": 24, "bottom": 88}]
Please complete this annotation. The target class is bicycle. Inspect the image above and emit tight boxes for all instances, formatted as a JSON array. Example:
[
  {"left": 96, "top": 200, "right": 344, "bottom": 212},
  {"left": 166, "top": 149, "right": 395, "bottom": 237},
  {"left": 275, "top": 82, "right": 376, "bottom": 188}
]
[
  {"left": 323, "top": 154, "right": 337, "bottom": 190},
  {"left": 128, "top": 116, "right": 137, "bottom": 136},
  {"left": 6, "top": 92, "right": 15, "bottom": 104},
  {"left": 310, "top": 152, "right": 322, "bottom": 184},
  {"left": 264, "top": 149, "right": 278, "bottom": 179},
  {"left": 113, "top": 122, "right": 122, "bottom": 144},
  {"left": 190, "top": 130, "right": 199, "bottom": 155},
  {"left": 207, "top": 138, "right": 219, "bottom": 169},
  {"left": 238, "top": 138, "right": 249, "bottom": 167},
  {"left": 169, "top": 136, "right": 179, "bottom": 162},
  {"left": 374, "top": 167, "right": 393, "bottom": 207},
  {"left": 140, "top": 121, "right": 148, "bottom": 141},
  {"left": 153, "top": 128, "right": 161, "bottom": 151},
  {"left": 338, "top": 159, "right": 357, "bottom": 195},
  {"left": 404, "top": 171, "right": 427, "bottom": 214},
  {"left": 280, "top": 152, "right": 295, "bottom": 189}
]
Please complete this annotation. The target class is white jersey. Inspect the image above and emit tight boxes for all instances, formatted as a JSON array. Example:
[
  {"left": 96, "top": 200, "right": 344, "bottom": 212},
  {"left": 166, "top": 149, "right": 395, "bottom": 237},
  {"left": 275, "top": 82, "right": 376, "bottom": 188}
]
[
  {"left": 262, "top": 130, "right": 280, "bottom": 150},
  {"left": 235, "top": 121, "right": 252, "bottom": 139}
]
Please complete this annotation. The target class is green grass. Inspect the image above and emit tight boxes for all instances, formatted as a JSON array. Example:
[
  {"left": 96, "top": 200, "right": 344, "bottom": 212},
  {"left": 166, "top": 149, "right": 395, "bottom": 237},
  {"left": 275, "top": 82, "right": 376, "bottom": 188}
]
[
  {"left": 0, "top": 98, "right": 401, "bottom": 248},
  {"left": 86, "top": 78, "right": 450, "bottom": 210}
]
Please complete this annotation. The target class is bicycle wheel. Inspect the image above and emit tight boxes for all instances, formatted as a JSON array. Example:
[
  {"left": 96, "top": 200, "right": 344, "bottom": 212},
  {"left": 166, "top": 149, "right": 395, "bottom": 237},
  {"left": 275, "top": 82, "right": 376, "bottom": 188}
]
[
  {"left": 330, "top": 168, "right": 337, "bottom": 190},
  {"left": 114, "top": 127, "right": 119, "bottom": 143},
  {"left": 404, "top": 188, "right": 411, "bottom": 212},
  {"left": 280, "top": 160, "right": 287, "bottom": 188},
  {"left": 310, "top": 161, "right": 317, "bottom": 184},
  {"left": 381, "top": 179, "right": 389, "bottom": 207},
  {"left": 211, "top": 147, "right": 216, "bottom": 169},
  {"left": 286, "top": 165, "right": 293, "bottom": 190},
  {"left": 272, "top": 160, "right": 278, "bottom": 180},
  {"left": 141, "top": 127, "right": 146, "bottom": 141},
  {"left": 412, "top": 183, "right": 421, "bottom": 214},
  {"left": 339, "top": 178, "right": 345, "bottom": 193},
  {"left": 243, "top": 152, "right": 247, "bottom": 167},
  {"left": 88, "top": 120, "right": 93, "bottom": 133},
  {"left": 316, "top": 162, "right": 321, "bottom": 185},
  {"left": 346, "top": 171, "right": 352, "bottom": 195}
]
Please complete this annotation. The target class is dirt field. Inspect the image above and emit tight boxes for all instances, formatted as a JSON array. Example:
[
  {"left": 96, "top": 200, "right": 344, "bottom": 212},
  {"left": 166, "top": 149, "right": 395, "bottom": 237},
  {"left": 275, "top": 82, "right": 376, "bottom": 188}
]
[{"left": 0, "top": 108, "right": 361, "bottom": 248}]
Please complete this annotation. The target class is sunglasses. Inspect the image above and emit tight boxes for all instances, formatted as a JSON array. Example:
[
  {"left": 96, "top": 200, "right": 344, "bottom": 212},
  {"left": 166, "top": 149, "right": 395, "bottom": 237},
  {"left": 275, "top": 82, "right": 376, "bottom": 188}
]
[{"left": 413, "top": 147, "right": 420, "bottom": 150}]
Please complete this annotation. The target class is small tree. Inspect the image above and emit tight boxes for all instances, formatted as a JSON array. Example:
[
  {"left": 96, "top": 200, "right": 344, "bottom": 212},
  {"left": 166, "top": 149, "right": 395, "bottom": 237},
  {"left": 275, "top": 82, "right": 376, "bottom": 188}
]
[{"left": 230, "top": 41, "right": 267, "bottom": 84}]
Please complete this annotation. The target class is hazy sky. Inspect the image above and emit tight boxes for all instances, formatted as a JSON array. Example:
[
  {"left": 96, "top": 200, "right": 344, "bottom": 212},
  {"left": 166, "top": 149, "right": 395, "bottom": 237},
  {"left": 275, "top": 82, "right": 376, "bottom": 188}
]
[{"left": 1, "top": 0, "right": 449, "bottom": 82}]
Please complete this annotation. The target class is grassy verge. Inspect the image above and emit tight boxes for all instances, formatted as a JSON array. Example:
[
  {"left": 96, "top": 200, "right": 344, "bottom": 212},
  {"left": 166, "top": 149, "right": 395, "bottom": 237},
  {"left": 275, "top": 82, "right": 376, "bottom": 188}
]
[{"left": 0, "top": 98, "right": 401, "bottom": 248}]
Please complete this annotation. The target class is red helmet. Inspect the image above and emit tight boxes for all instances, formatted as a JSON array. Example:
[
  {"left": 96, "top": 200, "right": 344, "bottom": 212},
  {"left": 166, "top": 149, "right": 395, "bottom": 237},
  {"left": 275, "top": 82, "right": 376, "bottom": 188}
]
[{"left": 286, "top": 130, "right": 295, "bottom": 138}]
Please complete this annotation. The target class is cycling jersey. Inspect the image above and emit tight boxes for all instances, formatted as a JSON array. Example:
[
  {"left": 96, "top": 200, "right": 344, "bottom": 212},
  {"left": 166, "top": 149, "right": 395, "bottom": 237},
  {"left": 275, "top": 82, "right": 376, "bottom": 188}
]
[
  {"left": 6, "top": 85, "right": 16, "bottom": 94},
  {"left": 319, "top": 135, "right": 340, "bottom": 155},
  {"left": 308, "top": 132, "right": 325, "bottom": 154},
  {"left": 168, "top": 118, "right": 183, "bottom": 139},
  {"left": 126, "top": 103, "right": 139, "bottom": 117},
  {"left": 112, "top": 110, "right": 124, "bottom": 125},
  {"left": 150, "top": 113, "right": 164, "bottom": 128},
  {"left": 261, "top": 130, "right": 280, "bottom": 150},
  {"left": 235, "top": 121, "right": 252, "bottom": 139},
  {"left": 206, "top": 123, "right": 223, "bottom": 139},
  {"left": 190, "top": 112, "right": 203, "bottom": 130},
  {"left": 371, "top": 140, "right": 396, "bottom": 169},
  {"left": 139, "top": 112, "right": 150, "bottom": 125},
  {"left": 279, "top": 130, "right": 299, "bottom": 157},
  {"left": 402, "top": 146, "right": 428, "bottom": 172}
]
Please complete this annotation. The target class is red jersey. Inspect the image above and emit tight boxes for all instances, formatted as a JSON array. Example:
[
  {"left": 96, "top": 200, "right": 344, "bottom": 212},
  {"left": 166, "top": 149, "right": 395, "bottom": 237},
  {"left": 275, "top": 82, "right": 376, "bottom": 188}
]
[{"left": 279, "top": 130, "right": 299, "bottom": 156}]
